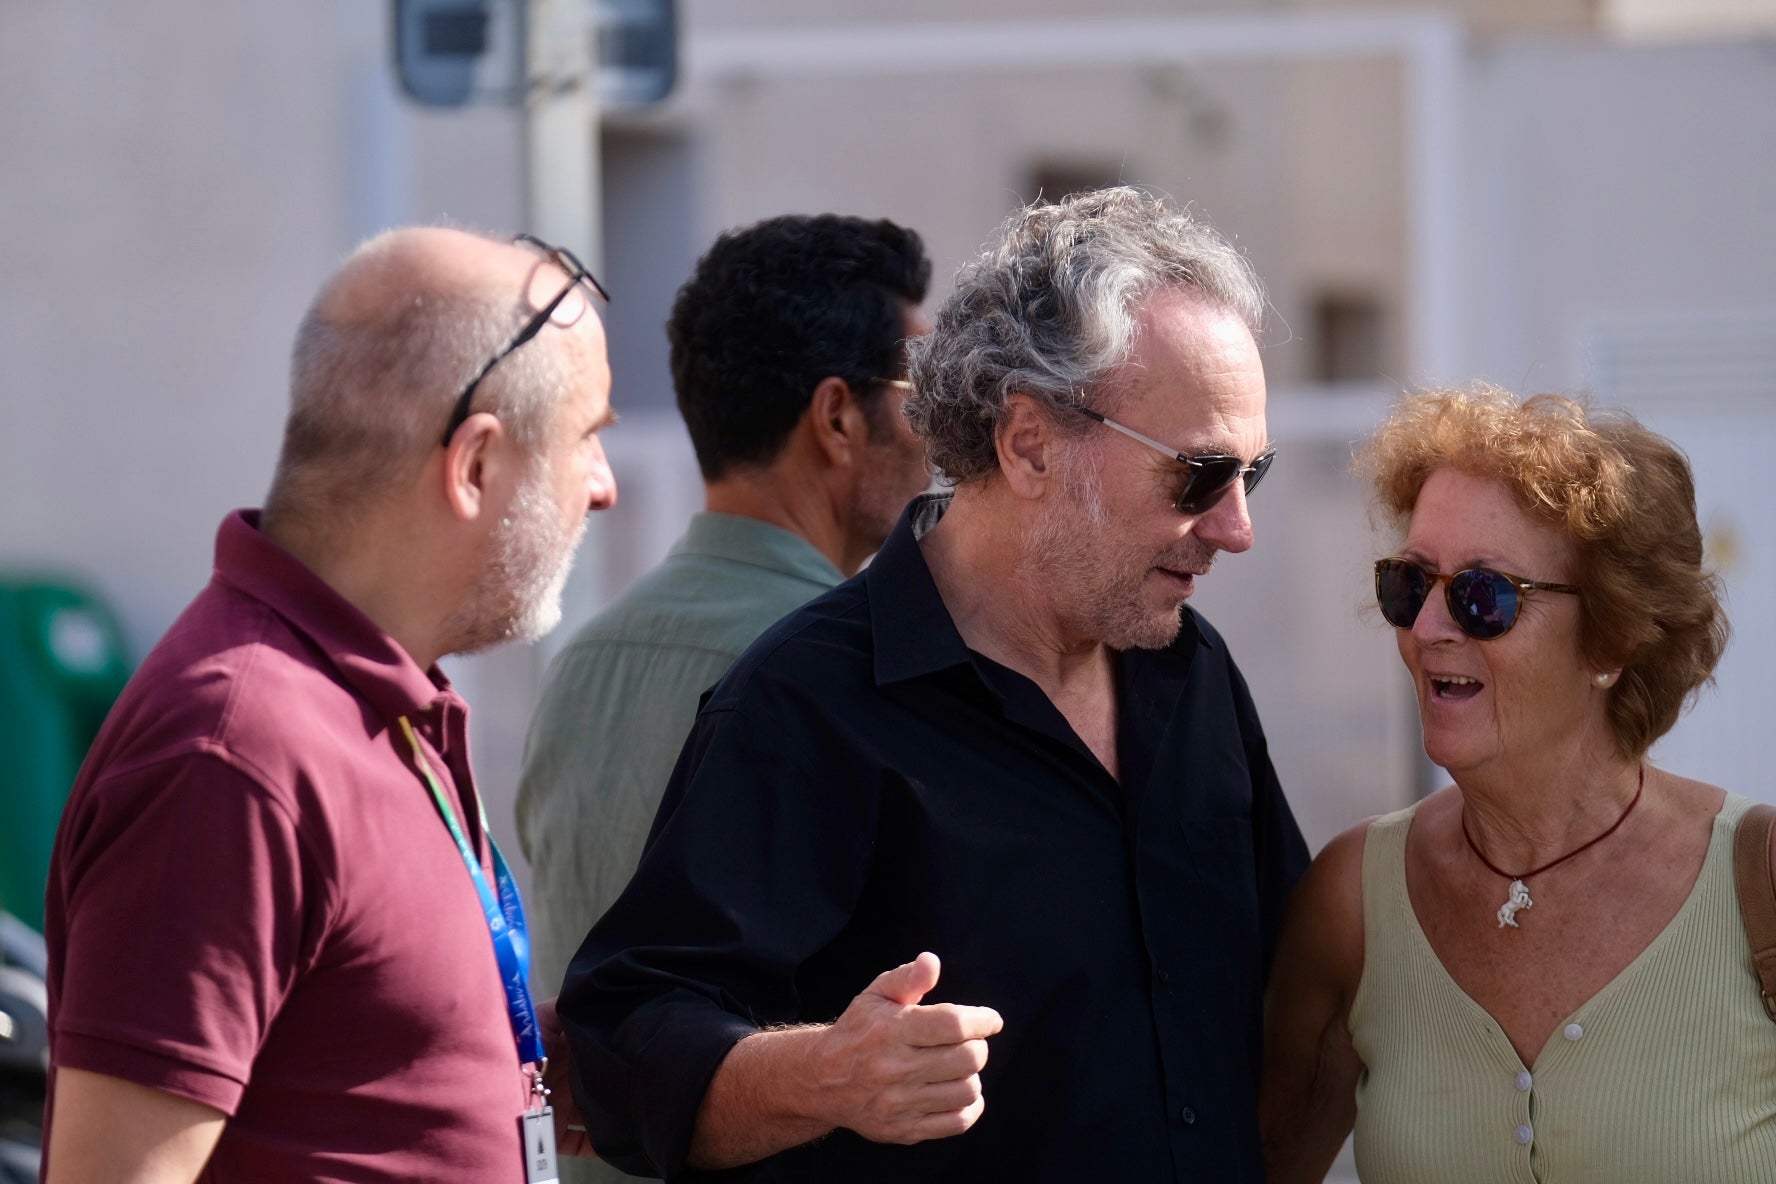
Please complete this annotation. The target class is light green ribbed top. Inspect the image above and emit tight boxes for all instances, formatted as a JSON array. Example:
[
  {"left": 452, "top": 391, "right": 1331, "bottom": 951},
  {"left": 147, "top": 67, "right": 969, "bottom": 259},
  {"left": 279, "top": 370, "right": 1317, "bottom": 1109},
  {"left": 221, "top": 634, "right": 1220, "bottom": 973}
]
[{"left": 1349, "top": 792, "right": 1776, "bottom": 1183}]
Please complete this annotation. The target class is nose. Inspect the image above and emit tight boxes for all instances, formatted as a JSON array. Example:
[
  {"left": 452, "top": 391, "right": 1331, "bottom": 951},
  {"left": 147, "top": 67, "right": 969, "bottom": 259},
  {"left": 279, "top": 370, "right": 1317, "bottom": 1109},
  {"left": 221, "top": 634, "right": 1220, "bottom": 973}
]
[
  {"left": 1192, "top": 479, "right": 1255, "bottom": 554},
  {"left": 1409, "top": 576, "right": 1465, "bottom": 643},
  {"left": 585, "top": 437, "right": 618, "bottom": 513}
]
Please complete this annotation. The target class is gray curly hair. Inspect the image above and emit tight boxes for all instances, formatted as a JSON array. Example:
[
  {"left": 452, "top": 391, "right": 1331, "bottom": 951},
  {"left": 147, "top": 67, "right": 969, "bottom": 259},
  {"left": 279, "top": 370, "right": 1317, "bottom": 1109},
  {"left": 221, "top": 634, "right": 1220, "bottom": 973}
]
[{"left": 905, "top": 187, "right": 1264, "bottom": 485}]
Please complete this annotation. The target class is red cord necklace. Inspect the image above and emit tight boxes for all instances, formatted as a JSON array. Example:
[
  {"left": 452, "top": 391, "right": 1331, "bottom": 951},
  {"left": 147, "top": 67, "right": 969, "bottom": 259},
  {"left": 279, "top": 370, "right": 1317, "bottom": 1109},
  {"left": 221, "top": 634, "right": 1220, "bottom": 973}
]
[{"left": 1462, "top": 764, "right": 1645, "bottom": 929}]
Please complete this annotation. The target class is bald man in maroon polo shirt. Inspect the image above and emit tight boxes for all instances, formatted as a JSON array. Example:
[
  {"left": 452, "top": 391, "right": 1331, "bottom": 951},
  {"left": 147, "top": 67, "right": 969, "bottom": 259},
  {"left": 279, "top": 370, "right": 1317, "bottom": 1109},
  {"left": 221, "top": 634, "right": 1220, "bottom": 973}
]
[{"left": 41, "top": 228, "right": 618, "bottom": 1183}]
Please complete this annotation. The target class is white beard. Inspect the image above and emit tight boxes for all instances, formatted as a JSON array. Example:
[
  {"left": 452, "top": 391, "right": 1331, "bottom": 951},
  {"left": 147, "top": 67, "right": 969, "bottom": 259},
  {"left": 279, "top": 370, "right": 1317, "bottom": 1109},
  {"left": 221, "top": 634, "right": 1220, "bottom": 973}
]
[{"left": 449, "top": 462, "right": 585, "bottom": 654}]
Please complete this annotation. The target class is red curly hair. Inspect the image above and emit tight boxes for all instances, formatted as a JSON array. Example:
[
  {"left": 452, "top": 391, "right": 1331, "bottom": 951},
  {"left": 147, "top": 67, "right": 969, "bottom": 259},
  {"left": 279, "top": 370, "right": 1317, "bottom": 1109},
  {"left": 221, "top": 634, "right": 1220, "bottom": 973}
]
[{"left": 1361, "top": 386, "right": 1729, "bottom": 759}]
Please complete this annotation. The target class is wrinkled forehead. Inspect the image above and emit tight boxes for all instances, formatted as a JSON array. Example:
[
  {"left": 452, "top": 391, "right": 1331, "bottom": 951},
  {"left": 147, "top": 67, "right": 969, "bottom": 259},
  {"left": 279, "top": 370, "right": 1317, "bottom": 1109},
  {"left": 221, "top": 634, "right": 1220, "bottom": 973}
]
[{"left": 1402, "top": 467, "right": 1578, "bottom": 575}]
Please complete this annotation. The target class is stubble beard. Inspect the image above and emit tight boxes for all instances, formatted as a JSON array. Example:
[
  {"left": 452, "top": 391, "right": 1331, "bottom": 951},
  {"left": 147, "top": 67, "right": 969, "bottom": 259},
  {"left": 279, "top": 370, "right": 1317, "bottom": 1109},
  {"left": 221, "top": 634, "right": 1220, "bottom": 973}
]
[
  {"left": 448, "top": 460, "right": 586, "bottom": 656},
  {"left": 1020, "top": 450, "right": 1216, "bottom": 652}
]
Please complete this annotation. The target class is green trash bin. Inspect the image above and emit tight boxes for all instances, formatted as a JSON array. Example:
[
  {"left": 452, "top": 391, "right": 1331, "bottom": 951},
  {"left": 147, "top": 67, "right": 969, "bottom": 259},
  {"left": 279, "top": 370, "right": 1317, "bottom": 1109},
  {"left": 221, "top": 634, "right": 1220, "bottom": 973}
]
[{"left": 0, "top": 580, "right": 132, "bottom": 931}]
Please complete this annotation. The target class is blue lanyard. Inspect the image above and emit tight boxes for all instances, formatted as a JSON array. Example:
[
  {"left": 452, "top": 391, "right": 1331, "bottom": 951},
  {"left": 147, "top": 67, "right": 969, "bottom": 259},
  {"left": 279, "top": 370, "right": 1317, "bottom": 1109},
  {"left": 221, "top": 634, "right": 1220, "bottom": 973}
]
[{"left": 398, "top": 716, "right": 546, "bottom": 1068}]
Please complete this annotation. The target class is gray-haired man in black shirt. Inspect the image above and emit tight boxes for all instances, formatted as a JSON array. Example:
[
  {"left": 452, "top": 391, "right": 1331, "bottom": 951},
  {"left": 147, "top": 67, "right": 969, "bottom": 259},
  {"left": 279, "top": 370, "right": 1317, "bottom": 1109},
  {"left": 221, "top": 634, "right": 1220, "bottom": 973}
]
[{"left": 559, "top": 187, "right": 1308, "bottom": 1183}]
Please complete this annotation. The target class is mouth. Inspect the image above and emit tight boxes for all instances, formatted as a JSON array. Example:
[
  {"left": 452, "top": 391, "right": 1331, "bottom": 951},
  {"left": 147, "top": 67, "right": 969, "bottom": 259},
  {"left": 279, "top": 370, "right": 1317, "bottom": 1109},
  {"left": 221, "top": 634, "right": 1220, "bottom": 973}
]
[
  {"left": 1429, "top": 674, "right": 1485, "bottom": 701},
  {"left": 1152, "top": 565, "right": 1200, "bottom": 596}
]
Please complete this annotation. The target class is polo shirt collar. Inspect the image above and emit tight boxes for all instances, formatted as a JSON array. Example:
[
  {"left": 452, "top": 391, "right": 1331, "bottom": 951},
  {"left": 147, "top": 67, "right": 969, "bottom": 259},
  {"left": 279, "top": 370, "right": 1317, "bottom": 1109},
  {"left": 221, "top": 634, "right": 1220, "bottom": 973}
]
[
  {"left": 212, "top": 510, "right": 452, "bottom": 725},
  {"left": 671, "top": 512, "right": 844, "bottom": 589},
  {"left": 866, "top": 493, "right": 976, "bottom": 686}
]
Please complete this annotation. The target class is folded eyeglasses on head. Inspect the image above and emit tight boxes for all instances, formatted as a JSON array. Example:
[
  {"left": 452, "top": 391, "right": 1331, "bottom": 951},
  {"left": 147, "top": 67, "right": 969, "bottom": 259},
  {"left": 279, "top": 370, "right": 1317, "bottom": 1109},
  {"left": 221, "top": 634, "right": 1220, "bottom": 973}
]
[{"left": 440, "top": 233, "right": 612, "bottom": 448}]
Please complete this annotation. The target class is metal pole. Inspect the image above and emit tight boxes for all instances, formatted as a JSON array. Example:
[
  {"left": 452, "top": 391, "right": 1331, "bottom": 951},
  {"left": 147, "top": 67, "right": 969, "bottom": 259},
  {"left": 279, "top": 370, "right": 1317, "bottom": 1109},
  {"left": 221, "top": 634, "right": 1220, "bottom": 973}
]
[
  {"left": 524, "top": 0, "right": 613, "bottom": 674},
  {"left": 525, "top": 0, "right": 600, "bottom": 267}
]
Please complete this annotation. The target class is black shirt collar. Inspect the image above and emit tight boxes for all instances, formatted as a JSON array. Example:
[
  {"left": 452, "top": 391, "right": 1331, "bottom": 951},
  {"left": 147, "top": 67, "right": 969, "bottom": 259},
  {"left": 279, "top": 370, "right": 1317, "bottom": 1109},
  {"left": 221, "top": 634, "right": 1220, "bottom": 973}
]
[
  {"left": 865, "top": 492, "right": 976, "bottom": 686},
  {"left": 864, "top": 491, "right": 1209, "bottom": 692}
]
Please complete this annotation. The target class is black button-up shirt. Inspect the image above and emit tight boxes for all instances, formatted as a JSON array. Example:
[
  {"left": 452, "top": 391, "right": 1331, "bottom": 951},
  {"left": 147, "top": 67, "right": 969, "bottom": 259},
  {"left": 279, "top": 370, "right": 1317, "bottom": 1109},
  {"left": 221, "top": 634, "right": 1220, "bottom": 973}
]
[{"left": 561, "top": 494, "right": 1308, "bottom": 1182}]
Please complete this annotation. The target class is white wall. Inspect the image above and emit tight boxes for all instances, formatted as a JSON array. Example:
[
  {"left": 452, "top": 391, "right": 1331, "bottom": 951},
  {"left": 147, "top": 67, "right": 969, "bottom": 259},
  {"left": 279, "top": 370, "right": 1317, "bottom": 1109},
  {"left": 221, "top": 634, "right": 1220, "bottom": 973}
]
[
  {"left": 1, "top": 1, "right": 524, "bottom": 655},
  {"left": 1468, "top": 40, "right": 1776, "bottom": 394},
  {"left": 1466, "top": 38, "right": 1776, "bottom": 799},
  {"left": 1, "top": 1, "right": 536, "bottom": 882},
  {"left": 8, "top": 3, "right": 1773, "bottom": 905}
]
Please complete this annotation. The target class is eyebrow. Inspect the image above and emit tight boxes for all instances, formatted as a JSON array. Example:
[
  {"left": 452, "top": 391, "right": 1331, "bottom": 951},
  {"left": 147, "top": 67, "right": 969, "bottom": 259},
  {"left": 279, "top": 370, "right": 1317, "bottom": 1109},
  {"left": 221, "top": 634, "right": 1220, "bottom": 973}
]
[{"left": 1397, "top": 549, "right": 1515, "bottom": 570}]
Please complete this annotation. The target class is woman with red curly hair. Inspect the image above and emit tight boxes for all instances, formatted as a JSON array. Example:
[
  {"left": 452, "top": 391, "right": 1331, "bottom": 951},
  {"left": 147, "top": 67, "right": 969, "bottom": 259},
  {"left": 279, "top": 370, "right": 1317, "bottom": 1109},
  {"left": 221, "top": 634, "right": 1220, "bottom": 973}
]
[{"left": 1260, "top": 387, "right": 1774, "bottom": 1182}]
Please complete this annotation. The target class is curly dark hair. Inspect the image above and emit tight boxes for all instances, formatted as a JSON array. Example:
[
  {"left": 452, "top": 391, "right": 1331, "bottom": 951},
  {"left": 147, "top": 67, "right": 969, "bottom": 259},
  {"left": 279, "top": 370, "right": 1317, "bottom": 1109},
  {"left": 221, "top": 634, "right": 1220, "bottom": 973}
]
[
  {"left": 668, "top": 214, "right": 931, "bottom": 481},
  {"left": 1362, "top": 386, "right": 1730, "bottom": 759}
]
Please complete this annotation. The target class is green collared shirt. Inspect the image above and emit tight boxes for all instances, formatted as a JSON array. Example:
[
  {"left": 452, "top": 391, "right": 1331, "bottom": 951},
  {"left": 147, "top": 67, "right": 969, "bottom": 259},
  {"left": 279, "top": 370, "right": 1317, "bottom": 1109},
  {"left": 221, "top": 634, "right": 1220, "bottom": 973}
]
[{"left": 516, "top": 512, "right": 844, "bottom": 1002}]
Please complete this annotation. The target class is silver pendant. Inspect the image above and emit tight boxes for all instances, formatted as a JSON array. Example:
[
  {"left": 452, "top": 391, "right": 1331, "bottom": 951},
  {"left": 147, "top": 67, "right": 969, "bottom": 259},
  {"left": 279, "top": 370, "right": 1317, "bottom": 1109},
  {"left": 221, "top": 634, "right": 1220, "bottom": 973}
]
[{"left": 1496, "top": 878, "right": 1533, "bottom": 928}]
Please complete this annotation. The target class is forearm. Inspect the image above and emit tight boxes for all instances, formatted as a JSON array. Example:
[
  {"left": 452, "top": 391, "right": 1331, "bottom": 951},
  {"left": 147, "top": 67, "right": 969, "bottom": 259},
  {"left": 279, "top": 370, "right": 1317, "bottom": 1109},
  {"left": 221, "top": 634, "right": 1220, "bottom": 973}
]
[
  {"left": 1260, "top": 1041, "right": 1358, "bottom": 1184},
  {"left": 686, "top": 1025, "right": 838, "bottom": 1170},
  {"left": 47, "top": 1068, "right": 226, "bottom": 1184}
]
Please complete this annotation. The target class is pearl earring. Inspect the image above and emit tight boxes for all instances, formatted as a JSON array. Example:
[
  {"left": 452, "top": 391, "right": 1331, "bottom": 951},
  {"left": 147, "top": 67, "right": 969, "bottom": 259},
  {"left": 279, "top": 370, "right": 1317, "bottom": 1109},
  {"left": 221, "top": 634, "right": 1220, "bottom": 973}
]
[{"left": 1594, "top": 671, "right": 1614, "bottom": 688}]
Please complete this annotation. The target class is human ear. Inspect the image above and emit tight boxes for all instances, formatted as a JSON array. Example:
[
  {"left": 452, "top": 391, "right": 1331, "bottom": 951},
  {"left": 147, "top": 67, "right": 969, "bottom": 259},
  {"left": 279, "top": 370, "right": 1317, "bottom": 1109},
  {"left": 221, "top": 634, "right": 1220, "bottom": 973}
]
[
  {"left": 808, "top": 376, "right": 867, "bottom": 468},
  {"left": 994, "top": 393, "right": 1062, "bottom": 501},
  {"left": 439, "top": 412, "right": 511, "bottom": 522}
]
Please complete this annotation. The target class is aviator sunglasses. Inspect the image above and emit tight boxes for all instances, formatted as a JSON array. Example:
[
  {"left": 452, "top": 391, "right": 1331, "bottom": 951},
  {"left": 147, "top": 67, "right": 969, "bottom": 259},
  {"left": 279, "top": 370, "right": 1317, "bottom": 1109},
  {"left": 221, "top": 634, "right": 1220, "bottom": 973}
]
[
  {"left": 1077, "top": 408, "right": 1276, "bottom": 515},
  {"left": 1374, "top": 557, "right": 1579, "bottom": 641}
]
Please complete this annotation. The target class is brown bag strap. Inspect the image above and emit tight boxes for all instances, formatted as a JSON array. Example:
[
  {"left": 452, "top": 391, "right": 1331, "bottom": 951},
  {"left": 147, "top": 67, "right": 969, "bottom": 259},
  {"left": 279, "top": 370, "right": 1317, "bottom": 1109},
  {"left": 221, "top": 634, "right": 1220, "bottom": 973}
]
[{"left": 1734, "top": 802, "right": 1776, "bottom": 1023}]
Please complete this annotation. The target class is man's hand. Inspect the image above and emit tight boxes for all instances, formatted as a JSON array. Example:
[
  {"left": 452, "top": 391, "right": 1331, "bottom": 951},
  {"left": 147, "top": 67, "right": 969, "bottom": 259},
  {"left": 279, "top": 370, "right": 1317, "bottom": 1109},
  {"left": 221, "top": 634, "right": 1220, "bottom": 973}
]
[
  {"left": 536, "top": 995, "right": 596, "bottom": 1158},
  {"left": 687, "top": 951, "right": 1002, "bottom": 1170},
  {"left": 811, "top": 951, "right": 1002, "bottom": 1144}
]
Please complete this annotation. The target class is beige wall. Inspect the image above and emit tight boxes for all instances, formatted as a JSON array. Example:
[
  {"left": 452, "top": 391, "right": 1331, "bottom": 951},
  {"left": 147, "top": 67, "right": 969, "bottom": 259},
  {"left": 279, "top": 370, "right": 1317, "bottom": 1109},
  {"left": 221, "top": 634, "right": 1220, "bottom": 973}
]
[
  {"left": 7, "top": 0, "right": 1773, "bottom": 898},
  {"left": 1292, "top": 0, "right": 1598, "bottom": 35},
  {"left": 1, "top": 0, "right": 533, "bottom": 890},
  {"left": 1607, "top": 0, "right": 1776, "bottom": 37},
  {"left": 1, "top": 0, "right": 524, "bottom": 656}
]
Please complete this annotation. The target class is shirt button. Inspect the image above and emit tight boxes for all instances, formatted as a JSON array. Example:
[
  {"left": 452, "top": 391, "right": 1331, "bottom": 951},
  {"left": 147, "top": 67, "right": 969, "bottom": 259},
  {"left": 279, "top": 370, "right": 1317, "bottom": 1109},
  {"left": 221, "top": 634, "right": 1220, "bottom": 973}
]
[
  {"left": 1179, "top": 1106, "right": 1197, "bottom": 1125},
  {"left": 1564, "top": 1023, "right": 1584, "bottom": 1041},
  {"left": 1156, "top": 968, "right": 1172, "bottom": 985},
  {"left": 1515, "top": 1124, "right": 1533, "bottom": 1145},
  {"left": 1515, "top": 1071, "right": 1533, "bottom": 1092}
]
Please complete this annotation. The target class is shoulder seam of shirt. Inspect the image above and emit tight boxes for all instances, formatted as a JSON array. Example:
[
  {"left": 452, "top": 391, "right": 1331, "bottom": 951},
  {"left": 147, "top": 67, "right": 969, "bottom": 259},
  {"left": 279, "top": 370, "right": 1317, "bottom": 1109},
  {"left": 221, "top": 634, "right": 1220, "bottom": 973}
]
[{"left": 85, "top": 743, "right": 346, "bottom": 964}]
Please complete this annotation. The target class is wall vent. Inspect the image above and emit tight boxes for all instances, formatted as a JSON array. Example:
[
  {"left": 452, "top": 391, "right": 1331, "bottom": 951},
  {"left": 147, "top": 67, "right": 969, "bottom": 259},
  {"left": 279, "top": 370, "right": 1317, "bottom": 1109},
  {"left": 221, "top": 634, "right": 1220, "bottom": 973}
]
[{"left": 1579, "top": 307, "right": 1776, "bottom": 406}]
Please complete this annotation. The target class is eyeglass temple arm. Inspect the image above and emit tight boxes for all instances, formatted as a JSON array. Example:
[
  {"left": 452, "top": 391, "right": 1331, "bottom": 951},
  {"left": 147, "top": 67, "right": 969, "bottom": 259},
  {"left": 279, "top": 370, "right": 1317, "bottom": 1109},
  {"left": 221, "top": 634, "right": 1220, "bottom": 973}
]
[
  {"left": 1386, "top": 559, "right": 1582, "bottom": 598},
  {"left": 514, "top": 233, "right": 612, "bottom": 304},
  {"left": 442, "top": 281, "right": 584, "bottom": 446},
  {"left": 1075, "top": 407, "right": 1195, "bottom": 464}
]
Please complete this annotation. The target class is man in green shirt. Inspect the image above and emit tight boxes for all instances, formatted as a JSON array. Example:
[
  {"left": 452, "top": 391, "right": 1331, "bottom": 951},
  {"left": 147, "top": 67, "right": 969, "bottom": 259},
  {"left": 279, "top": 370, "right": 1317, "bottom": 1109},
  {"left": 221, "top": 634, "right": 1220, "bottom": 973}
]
[{"left": 516, "top": 216, "right": 932, "bottom": 1177}]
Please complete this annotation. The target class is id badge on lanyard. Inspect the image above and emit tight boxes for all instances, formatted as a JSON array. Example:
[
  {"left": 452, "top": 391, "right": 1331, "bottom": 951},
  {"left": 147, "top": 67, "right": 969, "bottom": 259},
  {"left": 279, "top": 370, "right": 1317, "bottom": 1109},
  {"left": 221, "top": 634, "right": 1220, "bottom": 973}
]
[
  {"left": 399, "top": 717, "right": 559, "bottom": 1183},
  {"left": 523, "top": 1108, "right": 560, "bottom": 1184}
]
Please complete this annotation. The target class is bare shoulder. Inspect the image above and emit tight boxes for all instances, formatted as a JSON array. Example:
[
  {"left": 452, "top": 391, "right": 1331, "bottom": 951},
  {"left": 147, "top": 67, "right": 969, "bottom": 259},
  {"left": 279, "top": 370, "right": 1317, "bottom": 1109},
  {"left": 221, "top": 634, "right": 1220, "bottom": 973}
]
[
  {"left": 1652, "top": 769, "right": 1740, "bottom": 853},
  {"left": 1304, "top": 819, "right": 1370, "bottom": 906},
  {"left": 1280, "top": 818, "right": 1375, "bottom": 994},
  {"left": 1658, "top": 769, "right": 1770, "bottom": 889},
  {"left": 1652, "top": 768, "right": 1729, "bottom": 818}
]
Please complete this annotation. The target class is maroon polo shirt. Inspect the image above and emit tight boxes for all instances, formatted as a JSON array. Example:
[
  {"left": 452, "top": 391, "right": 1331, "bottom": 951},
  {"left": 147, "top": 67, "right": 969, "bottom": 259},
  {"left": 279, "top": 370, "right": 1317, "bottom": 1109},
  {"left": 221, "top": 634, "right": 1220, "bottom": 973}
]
[{"left": 44, "top": 510, "right": 530, "bottom": 1182}]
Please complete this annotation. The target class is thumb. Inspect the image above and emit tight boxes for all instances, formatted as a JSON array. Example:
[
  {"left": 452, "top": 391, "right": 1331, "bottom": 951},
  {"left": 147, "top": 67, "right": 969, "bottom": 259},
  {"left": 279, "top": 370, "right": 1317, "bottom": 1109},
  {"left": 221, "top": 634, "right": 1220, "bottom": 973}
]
[{"left": 867, "top": 950, "right": 941, "bottom": 1007}]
